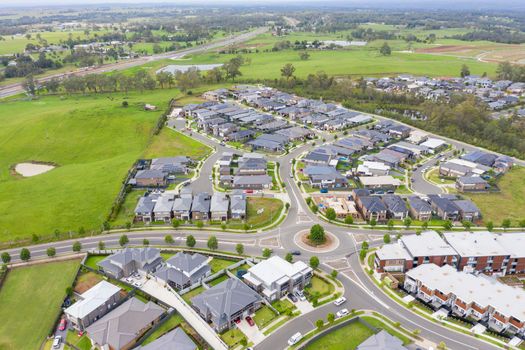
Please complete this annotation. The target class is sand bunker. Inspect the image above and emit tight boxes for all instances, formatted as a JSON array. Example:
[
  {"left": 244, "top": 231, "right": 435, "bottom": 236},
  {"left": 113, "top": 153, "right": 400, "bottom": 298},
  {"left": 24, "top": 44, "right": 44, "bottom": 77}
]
[{"left": 14, "top": 162, "right": 55, "bottom": 177}]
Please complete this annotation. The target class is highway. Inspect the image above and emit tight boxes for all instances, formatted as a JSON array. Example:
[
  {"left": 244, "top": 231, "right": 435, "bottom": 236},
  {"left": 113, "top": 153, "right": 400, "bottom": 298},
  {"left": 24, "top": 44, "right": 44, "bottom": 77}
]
[{"left": 0, "top": 27, "right": 268, "bottom": 99}]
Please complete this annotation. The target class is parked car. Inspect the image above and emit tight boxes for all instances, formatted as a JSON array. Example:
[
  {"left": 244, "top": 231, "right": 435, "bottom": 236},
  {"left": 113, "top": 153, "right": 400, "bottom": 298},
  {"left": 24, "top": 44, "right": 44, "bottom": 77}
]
[
  {"left": 245, "top": 316, "right": 255, "bottom": 327},
  {"left": 52, "top": 336, "right": 62, "bottom": 349},
  {"left": 288, "top": 293, "right": 298, "bottom": 302},
  {"left": 334, "top": 297, "right": 347, "bottom": 306},
  {"left": 295, "top": 290, "right": 306, "bottom": 301},
  {"left": 336, "top": 308, "right": 349, "bottom": 318},
  {"left": 235, "top": 318, "right": 241, "bottom": 324},
  {"left": 58, "top": 318, "right": 67, "bottom": 331},
  {"left": 320, "top": 188, "right": 328, "bottom": 193},
  {"left": 288, "top": 332, "right": 303, "bottom": 346}
]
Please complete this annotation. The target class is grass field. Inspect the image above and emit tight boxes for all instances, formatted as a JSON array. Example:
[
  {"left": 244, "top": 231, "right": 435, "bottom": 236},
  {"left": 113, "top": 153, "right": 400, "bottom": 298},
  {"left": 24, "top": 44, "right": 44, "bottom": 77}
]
[
  {"left": 83, "top": 254, "right": 107, "bottom": 270},
  {"left": 0, "top": 89, "right": 212, "bottom": 243},
  {"left": 304, "top": 321, "right": 375, "bottom": 350},
  {"left": 0, "top": 259, "right": 80, "bottom": 350},
  {"left": 466, "top": 167, "right": 525, "bottom": 224},
  {"left": 245, "top": 197, "right": 284, "bottom": 229},
  {"left": 305, "top": 275, "right": 335, "bottom": 299}
]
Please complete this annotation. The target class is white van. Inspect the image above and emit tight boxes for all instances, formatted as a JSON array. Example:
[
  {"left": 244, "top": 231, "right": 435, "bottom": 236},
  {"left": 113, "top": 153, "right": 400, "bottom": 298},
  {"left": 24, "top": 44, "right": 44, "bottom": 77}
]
[
  {"left": 334, "top": 297, "right": 347, "bottom": 306},
  {"left": 287, "top": 332, "right": 303, "bottom": 346}
]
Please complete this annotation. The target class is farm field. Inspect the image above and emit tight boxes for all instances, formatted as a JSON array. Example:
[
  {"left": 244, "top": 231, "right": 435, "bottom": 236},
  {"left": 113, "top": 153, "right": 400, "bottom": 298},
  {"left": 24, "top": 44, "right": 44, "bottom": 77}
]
[
  {"left": 183, "top": 47, "right": 497, "bottom": 79},
  {"left": 466, "top": 167, "right": 525, "bottom": 224},
  {"left": 0, "top": 88, "right": 188, "bottom": 243},
  {"left": 0, "top": 259, "right": 80, "bottom": 350}
]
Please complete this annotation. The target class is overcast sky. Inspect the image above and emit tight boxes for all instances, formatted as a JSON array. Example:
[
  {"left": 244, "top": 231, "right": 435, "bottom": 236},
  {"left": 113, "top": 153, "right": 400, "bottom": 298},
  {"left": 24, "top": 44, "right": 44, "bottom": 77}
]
[{"left": 0, "top": 0, "right": 523, "bottom": 10}]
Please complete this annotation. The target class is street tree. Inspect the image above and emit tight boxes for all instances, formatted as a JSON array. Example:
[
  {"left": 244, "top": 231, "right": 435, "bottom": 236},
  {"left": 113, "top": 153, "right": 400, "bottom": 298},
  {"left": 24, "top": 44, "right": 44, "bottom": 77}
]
[
  {"left": 1, "top": 252, "right": 11, "bottom": 264},
  {"left": 345, "top": 215, "right": 354, "bottom": 225},
  {"left": 327, "top": 313, "right": 335, "bottom": 324},
  {"left": 20, "top": 248, "right": 30, "bottom": 261},
  {"left": 325, "top": 208, "right": 336, "bottom": 221},
  {"left": 119, "top": 234, "right": 129, "bottom": 247},
  {"left": 403, "top": 217, "right": 412, "bottom": 228},
  {"left": 186, "top": 235, "right": 196, "bottom": 248},
  {"left": 486, "top": 221, "right": 494, "bottom": 231},
  {"left": 72, "top": 241, "right": 81, "bottom": 252},
  {"left": 262, "top": 248, "right": 273, "bottom": 258},
  {"left": 207, "top": 235, "right": 218, "bottom": 250},
  {"left": 310, "top": 256, "right": 320, "bottom": 269},
  {"left": 165, "top": 235, "right": 174, "bottom": 244},
  {"left": 143, "top": 239, "right": 150, "bottom": 246},
  {"left": 236, "top": 243, "right": 244, "bottom": 255},
  {"left": 285, "top": 252, "right": 293, "bottom": 263},
  {"left": 460, "top": 64, "right": 470, "bottom": 78},
  {"left": 47, "top": 247, "right": 56, "bottom": 258},
  {"left": 383, "top": 234, "right": 391, "bottom": 244},
  {"left": 98, "top": 241, "right": 105, "bottom": 250},
  {"left": 309, "top": 224, "right": 325, "bottom": 244},
  {"left": 502, "top": 218, "right": 511, "bottom": 231}
]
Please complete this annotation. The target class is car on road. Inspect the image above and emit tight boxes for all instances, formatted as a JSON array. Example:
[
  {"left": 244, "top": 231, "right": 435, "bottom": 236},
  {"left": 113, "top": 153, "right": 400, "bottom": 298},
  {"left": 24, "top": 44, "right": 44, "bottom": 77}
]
[
  {"left": 58, "top": 318, "right": 67, "bottom": 331},
  {"left": 334, "top": 297, "right": 347, "bottom": 306},
  {"left": 133, "top": 281, "right": 142, "bottom": 288},
  {"left": 209, "top": 175, "right": 213, "bottom": 181},
  {"left": 220, "top": 142, "right": 226, "bottom": 146},
  {"left": 290, "top": 250, "right": 301, "bottom": 256},
  {"left": 288, "top": 332, "right": 303, "bottom": 346},
  {"left": 245, "top": 316, "right": 255, "bottom": 327},
  {"left": 336, "top": 308, "right": 349, "bottom": 318},
  {"left": 288, "top": 293, "right": 298, "bottom": 302},
  {"left": 52, "top": 336, "right": 62, "bottom": 349}
]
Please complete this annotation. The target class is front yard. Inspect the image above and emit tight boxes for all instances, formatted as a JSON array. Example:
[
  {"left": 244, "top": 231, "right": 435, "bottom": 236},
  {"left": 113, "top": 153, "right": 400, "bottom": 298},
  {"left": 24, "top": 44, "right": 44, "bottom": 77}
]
[
  {"left": 209, "top": 258, "right": 237, "bottom": 273},
  {"left": 220, "top": 328, "right": 246, "bottom": 347},
  {"left": 271, "top": 298, "right": 296, "bottom": 314},
  {"left": 305, "top": 275, "right": 335, "bottom": 300},
  {"left": 0, "top": 259, "right": 80, "bottom": 350},
  {"left": 253, "top": 305, "right": 278, "bottom": 328}
]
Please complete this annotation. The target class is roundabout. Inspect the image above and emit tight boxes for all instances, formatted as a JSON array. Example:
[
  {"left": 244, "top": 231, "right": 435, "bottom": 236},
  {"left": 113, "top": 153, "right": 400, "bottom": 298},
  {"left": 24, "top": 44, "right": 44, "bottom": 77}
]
[{"left": 293, "top": 229, "right": 340, "bottom": 253}]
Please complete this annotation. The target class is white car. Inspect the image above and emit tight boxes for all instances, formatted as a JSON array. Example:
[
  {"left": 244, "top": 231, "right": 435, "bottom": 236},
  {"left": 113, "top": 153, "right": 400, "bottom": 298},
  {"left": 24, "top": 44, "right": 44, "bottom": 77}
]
[
  {"left": 133, "top": 281, "right": 142, "bottom": 288},
  {"left": 334, "top": 297, "right": 347, "bottom": 306},
  {"left": 287, "top": 332, "right": 302, "bottom": 346},
  {"left": 295, "top": 290, "right": 306, "bottom": 301},
  {"left": 336, "top": 308, "right": 349, "bottom": 318},
  {"left": 52, "top": 336, "right": 62, "bottom": 349}
]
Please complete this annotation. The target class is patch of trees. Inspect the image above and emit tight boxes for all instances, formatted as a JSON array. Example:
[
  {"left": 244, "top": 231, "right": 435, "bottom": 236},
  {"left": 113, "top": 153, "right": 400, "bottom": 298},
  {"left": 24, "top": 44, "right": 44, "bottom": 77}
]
[
  {"left": 3, "top": 53, "right": 62, "bottom": 78},
  {"left": 450, "top": 30, "right": 525, "bottom": 44},
  {"left": 351, "top": 27, "right": 397, "bottom": 41},
  {"left": 496, "top": 61, "right": 525, "bottom": 82}
]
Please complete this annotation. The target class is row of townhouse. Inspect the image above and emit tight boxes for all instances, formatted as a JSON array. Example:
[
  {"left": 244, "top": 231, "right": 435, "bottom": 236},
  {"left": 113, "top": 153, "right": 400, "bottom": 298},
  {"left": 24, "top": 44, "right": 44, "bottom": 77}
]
[
  {"left": 375, "top": 230, "right": 525, "bottom": 276},
  {"left": 232, "top": 85, "right": 374, "bottom": 131},
  {"left": 404, "top": 264, "right": 525, "bottom": 337},
  {"left": 217, "top": 152, "right": 273, "bottom": 190},
  {"left": 134, "top": 189, "right": 247, "bottom": 223},
  {"left": 367, "top": 74, "right": 524, "bottom": 111},
  {"left": 351, "top": 190, "right": 480, "bottom": 223}
]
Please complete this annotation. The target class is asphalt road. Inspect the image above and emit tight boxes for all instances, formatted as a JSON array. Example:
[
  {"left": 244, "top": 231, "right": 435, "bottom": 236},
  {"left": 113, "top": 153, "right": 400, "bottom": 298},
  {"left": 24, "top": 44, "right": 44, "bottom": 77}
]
[{"left": 0, "top": 27, "right": 268, "bottom": 99}]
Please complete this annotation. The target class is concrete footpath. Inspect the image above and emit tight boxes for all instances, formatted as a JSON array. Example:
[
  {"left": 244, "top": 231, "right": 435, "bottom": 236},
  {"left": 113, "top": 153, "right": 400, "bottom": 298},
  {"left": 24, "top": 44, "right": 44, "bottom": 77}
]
[{"left": 141, "top": 279, "right": 228, "bottom": 350}]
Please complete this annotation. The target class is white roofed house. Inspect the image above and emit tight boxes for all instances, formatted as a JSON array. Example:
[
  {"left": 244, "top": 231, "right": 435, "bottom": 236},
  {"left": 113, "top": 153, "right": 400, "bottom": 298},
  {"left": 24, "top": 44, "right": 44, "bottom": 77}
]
[
  {"left": 210, "top": 192, "right": 230, "bottom": 221},
  {"left": 356, "top": 161, "right": 390, "bottom": 176},
  {"left": 64, "top": 281, "right": 122, "bottom": 330},
  {"left": 243, "top": 256, "right": 313, "bottom": 301}
]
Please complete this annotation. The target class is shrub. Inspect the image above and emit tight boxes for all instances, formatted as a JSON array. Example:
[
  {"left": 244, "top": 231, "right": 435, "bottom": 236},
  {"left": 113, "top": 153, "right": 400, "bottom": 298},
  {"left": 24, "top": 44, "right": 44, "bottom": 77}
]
[{"left": 186, "top": 235, "right": 196, "bottom": 248}]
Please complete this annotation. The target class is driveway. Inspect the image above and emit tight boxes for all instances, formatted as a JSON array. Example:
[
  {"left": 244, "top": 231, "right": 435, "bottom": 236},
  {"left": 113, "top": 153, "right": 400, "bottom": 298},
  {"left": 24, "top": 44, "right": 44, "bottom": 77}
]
[
  {"left": 293, "top": 299, "right": 314, "bottom": 314},
  {"left": 237, "top": 318, "right": 266, "bottom": 345}
]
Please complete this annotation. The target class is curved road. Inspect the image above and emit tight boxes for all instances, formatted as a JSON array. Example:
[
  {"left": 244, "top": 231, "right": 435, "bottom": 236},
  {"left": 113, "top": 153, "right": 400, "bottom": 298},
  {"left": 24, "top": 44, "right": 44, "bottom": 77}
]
[{"left": 2, "top": 103, "right": 502, "bottom": 350}]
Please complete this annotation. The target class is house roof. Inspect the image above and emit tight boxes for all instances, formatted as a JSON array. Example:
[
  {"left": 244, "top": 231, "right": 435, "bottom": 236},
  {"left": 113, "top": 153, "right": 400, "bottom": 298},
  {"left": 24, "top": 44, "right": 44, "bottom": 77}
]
[
  {"left": 407, "top": 196, "right": 432, "bottom": 213},
  {"left": 233, "top": 175, "right": 272, "bottom": 186},
  {"left": 153, "top": 194, "right": 175, "bottom": 213},
  {"left": 245, "top": 256, "right": 311, "bottom": 287},
  {"left": 375, "top": 243, "right": 412, "bottom": 261},
  {"left": 167, "top": 252, "right": 208, "bottom": 273},
  {"left": 172, "top": 195, "right": 193, "bottom": 212},
  {"left": 211, "top": 192, "right": 229, "bottom": 212},
  {"left": 86, "top": 298, "right": 164, "bottom": 350},
  {"left": 429, "top": 195, "right": 460, "bottom": 214},
  {"left": 191, "top": 279, "right": 261, "bottom": 322},
  {"left": 65, "top": 281, "right": 121, "bottom": 320},
  {"left": 191, "top": 193, "right": 211, "bottom": 213},
  {"left": 444, "top": 231, "right": 509, "bottom": 257},
  {"left": 406, "top": 264, "right": 525, "bottom": 321},
  {"left": 135, "top": 193, "right": 161, "bottom": 214},
  {"left": 359, "top": 196, "right": 387, "bottom": 212},
  {"left": 359, "top": 175, "right": 402, "bottom": 187},
  {"left": 230, "top": 194, "right": 247, "bottom": 213},
  {"left": 135, "top": 169, "right": 165, "bottom": 179},
  {"left": 357, "top": 330, "right": 407, "bottom": 350},
  {"left": 454, "top": 199, "right": 480, "bottom": 213},
  {"left": 458, "top": 176, "right": 488, "bottom": 185},
  {"left": 400, "top": 231, "right": 456, "bottom": 257},
  {"left": 381, "top": 195, "right": 408, "bottom": 213},
  {"left": 137, "top": 328, "right": 197, "bottom": 350}
]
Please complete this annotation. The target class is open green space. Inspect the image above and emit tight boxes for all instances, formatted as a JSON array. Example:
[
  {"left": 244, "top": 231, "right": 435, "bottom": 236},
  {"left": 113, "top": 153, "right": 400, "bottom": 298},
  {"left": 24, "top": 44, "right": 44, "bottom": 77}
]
[
  {"left": 0, "top": 90, "right": 181, "bottom": 243},
  {"left": 0, "top": 259, "right": 80, "bottom": 350},
  {"left": 426, "top": 168, "right": 455, "bottom": 185},
  {"left": 305, "top": 275, "right": 335, "bottom": 300},
  {"left": 303, "top": 321, "right": 375, "bottom": 350},
  {"left": 209, "top": 257, "right": 237, "bottom": 273},
  {"left": 184, "top": 47, "right": 497, "bottom": 79},
  {"left": 253, "top": 305, "right": 278, "bottom": 328},
  {"left": 244, "top": 197, "right": 284, "bottom": 229},
  {"left": 361, "top": 316, "right": 412, "bottom": 345},
  {"left": 207, "top": 274, "right": 229, "bottom": 286},
  {"left": 143, "top": 127, "right": 212, "bottom": 160},
  {"left": 111, "top": 190, "right": 146, "bottom": 227},
  {"left": 466, "top": 167, "right": 525, "bottom": 224},
  {"left": 142, "top": 314, "right": 185, "bottom": 345}
]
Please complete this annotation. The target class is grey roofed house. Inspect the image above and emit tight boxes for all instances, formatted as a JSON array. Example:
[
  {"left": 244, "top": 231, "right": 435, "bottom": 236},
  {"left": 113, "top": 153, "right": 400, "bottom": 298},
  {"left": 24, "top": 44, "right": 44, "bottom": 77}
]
[
  {"left": 191, "top": 193, "right": 211, "bottom": 219},
  {"left": 227, "top": 129, "right": 255, "bottom": 141},
  {"left": 428, "top": 195, "right": 460, "bottom": 220},
  {"left": 454, "top": 199, "right": 481, "bottom": 221},
  {"left": 210, "top": 192, "right": 229, "bottom": 220},
  {"left": 172, "top": 193, "right": 193, "bottom": 220},
  {"left": 191, "top": 278, "right": 262, "bottom": 332},
  {"left": 461, "top": 150, "right": 498, "bottom": 167},
  {"left": 230, "top": 191, "right": 247, "bottom": 219},
  {"left": 86, "top": 297, "right": 164, "bottom": 350},
  {"left": 382, "top": 195, "right": 408, "bottom": 219},
  {"left": 303, "top": 165, "right": 340, "bottom": 176},
  {"left": 151, "top": 156, "right": 191, "bottom": 166},
  {"left": 233, "top": 174, "right": 272, "bottom": 189},
  {"left": 303, "top": 150, "right": 332, "bottom": 164},
  {"left": 360, "top": 196, "right": 388, "bottom": 213},
  {"left": 248, "top": 138, "right": 285, "bottom": 152},
  {"left": 97, "top": 248, "right": 163, "bottom": 279},
  {"left": 356, "top": 330, "right": 408, "bottom": 350},
  {"left": 134, "top": 193, "right": 161, "bottom": 222},
  {"left": 408, "top": 196, "right": 432, "bottom": 213},
  {"left": 136, "top": 328, "right": 197, "bottom": 350},
  {"left": 155, "top": 252, "right": 211, "bottom": 290}
]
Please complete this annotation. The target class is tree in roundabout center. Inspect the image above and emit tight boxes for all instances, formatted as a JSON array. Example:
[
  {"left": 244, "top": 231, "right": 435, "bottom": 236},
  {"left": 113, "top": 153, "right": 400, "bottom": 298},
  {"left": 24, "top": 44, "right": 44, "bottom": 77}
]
[{"left": 309, "top": 224, "right": 326, "bottom": 245}]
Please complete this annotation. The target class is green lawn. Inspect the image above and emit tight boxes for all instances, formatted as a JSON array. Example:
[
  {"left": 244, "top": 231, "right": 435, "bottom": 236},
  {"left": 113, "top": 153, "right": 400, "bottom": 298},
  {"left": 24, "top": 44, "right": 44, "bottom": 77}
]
[
  {"left": 360, "top": 316, "right": 412, "bottom": 345},
  {"left": 426, "top": 168, "right": 455, "bottom": 185},
  {"left": 304, "top": 321, "right": 375, "bottom": 350},
  {"left": 0, "top": 259, "right": 80, "bottom": 350},
  {"left": 111, "top": 190, "right": 145, "bottom": 227},
  {"left": 207, "top": 274, "right": 229, "bottom": 287},
  {"left": 230, "top": 263, "right": 251, "bottom": 276},
  {"left": 0, "top": 89, "right": 192, "bottom": 243},
  {"left": 142, "top": 314, "right": 185, "bottom": 345},
  {"left": 209, "top": 258, "right": 237, "bottom": 273},
  {"left": 305, "top": 275, "right": 335, "bottom": 300},
  {"left": 253, "top": 305, "right": 278, "bottom": 328},
  {"left": 83, "top": 254, "right": 107, "bottom": 270},
  {"left": 220, "top": 328, "right": 246, "bottom": 347},
  {"left": 271, "top": 298, "right": 295, "bottom": 314},
  {"left": 245, "top": 197, "right": 284, "bottom": 229},
  {"left": 182, "top": 286, "right": 205, "bottom": 304},
  {"left": 143, "top": 127, "right": 211, "bottom": 160},
  {"left": 466, "top": 167, "right": 525, "bottom": 224},
  {"left": 65, "top": 330, "right": 91, "bottom": 350}
]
